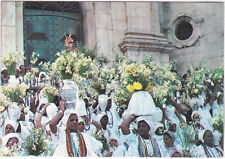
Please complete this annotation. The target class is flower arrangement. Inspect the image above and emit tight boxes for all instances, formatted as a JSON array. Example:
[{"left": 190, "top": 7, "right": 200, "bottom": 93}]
[
  {"left": 95, "top": 130, "right": 109, "bottom": 151},
  {"left": 89, "top": 65, "right": 118, "bottom": 95},
  {"left": 151, "top": 64, "right": 181, "bottom": 106},
  {"left": 177, "top": 123, "right": 195, "bottom": 153},
  {"left": 41, "top": 84, "right": 59, "bottom": 103},
  {"left": 186, "top": 65, "right": 207, "bottom": 98},
  {"left": 209, "top": 65, "right": 224, "bottom": 90},
  {"left": 113, "top": 83, "right": 132, "bottom": 110},
  {"left": 0, "top": 94, "right": 11, "bottom": 112},
  {"left": 1, "top": 83, "right": 29, "bottom": 102},
  {"left": 23, "top": 128, "right": 49, "bottom": 156},
  {"left": 212, "top": 107, "right": 224, "bottom": 133},
  {"left": 0, "top": 144, "right": 21, "bottom": 157},
  {"left": 1, "top": 51, "right": 25, "bottom": 75},
  {"left": 30, "top": 52, "right": 39, "bottom": 66},
  {"left": 118, "top": 61, "right": 153, "bottom": 93}
]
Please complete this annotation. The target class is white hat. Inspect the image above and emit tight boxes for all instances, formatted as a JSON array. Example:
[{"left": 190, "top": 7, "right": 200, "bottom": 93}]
[
  {"left": 98, "top": 94, "right": 108, "bottom": 112},
  {"left": 136, "top": 115, "right": 152, "bottom": 131},
  {"left": 59, "top": 109, "right": 77, "bottom": 130},
  {"left": 7, "top": 103, "right": 21, "bottom": 121},
  {"left": 191, "top": 111, "right": 201, "bottom": 120},
  {"left": 96, "top": 111, "right": 107, "bottom": 123},
  {"left": 4, "top": 120, "right": 19, "bottom": 134},
  {"left": 2, "top": 133, "right": 21, "bottom": 146},
  {"left": 199, "top": 129, "right": 213, "bottom": 143},
  {"left": 150, "top": 121, "right": 164, "bottom": 135}
]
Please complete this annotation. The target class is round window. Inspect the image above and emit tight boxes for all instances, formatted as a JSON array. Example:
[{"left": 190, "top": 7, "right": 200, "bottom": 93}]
[
  {"left": 167, "top": 15, "right": 201, "bottom": 48},
  {"left": 175, "top": 21, "right": 193, "bottom": 40}
]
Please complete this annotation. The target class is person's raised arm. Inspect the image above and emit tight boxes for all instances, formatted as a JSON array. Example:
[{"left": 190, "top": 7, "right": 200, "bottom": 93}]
[
  {"left": 81, "top": 115, "right": 102, "bottom": 132},
  {"left": 119, "top": 114, "right": 138, "bottom": 135},
  {"left": 35, "top": 103, "right": 50, "bottom": 129},
  {"left": 49, "top": 99, "right": 65, "bottom": 134}
]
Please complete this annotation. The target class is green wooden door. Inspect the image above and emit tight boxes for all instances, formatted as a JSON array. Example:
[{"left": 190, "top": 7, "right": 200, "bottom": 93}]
[{"left": 23, "top": 5, "right": 83, "bottom": 65}]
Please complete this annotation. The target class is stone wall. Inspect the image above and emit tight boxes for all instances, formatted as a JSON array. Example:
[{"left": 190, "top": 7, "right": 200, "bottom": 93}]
[
  {"left": 0, "top": 1, "right": 223, "bottom": 73},
  {"left": 82, "top": 2, "right": 127, "bottom": 63},
  {"left": 0, "top": 1, "right": 23, "bottom": 68},
  {"left": 161, "top": 2, "right": 224, "bottom": 74}
]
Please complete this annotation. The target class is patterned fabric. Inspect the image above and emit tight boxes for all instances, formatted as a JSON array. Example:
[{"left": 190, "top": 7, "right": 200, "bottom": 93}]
[{"left": 65, "top": 128, "right": 87, "bottom": 157}]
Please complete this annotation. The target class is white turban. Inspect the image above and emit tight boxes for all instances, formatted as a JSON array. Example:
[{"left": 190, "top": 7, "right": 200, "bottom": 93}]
[
  {"left": 135, "top": 115, "right": 152, "bottom": 131},
  {"left": 150, "top": 121, "right": 164, "bottom": 135},
  {"left": 191, "top": 111, "right": 201, "bottom": 120},
  {"left": 4, "top": 120, "right": 19, "bottom": 134},
  {"left": 1, "top": 67, "right": 7, "bottom": 72},
  {"left": 199, "top": 129, "right": 213, "bottom": 143},
  {"left": 98, "top": 94, "right": 109, "bottom": 112},
  {"left": 7, "top": 103, "right": 21, "bottom": 121},
  {"left": 46, "top": 103, "right": 58, "bottom": 122},
  {"left": 75, "top": 99, "right": 87, "bottom": 121},
  {"left": 37, "top": 97, "right": 48, "bottom": 112},
  {"left": 125, "top": 91, "right": 163, "bottom": 123},
  {"left": 59, "top": 109, "right": 77, "bottom": 130},
  {"left": 96, "top": 111, "right": 107, "bottom": 123},
  {"left": 2, "top": 133, "right": 21, "bottom": 146}
]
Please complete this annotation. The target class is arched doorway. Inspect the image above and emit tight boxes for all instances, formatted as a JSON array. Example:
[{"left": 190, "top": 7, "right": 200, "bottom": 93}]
[{"left": 23, "top": 2, "right": 84, "bottom": 65}]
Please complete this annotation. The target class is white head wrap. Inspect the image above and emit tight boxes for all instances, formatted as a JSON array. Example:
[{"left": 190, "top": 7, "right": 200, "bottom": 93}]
[
  {"left": 199, "top": 129, "right": 213, "bottom": 143},
  {"left": 37, "top": 97, "right": 48, "bottom": 112},
  {"left": 96, "top": 111, "right": 107, "bottom": 123},
  {"left": 7, "top": 103, "right": 21, "bottom": 121},
  {"left": 213, "top": 130, "right": 222, "bottom": 145},
  {"left": 75, "top": 99, "right": 87, "bottom": 122},
  {"left": 59, "top": 109, "right": 77, "bottom": 130},
  {"left": 39, "top": 72, "right": 47, "bottom": 78},
  {"left": 2, "top": 133, "right": 21, "bottom": 146},
  {"left": 150, "top": 121, "right": 164, "bottom": 135},
  {"left": 135, "top": 115, "right": 152, "bottom": 131},
  {"left": 125, "top": 91, "right": 163, "bottom": 123},
  {"left": 4, "top": 120, "right": 19, "bottom": 134},
  {"left": 98, "top": 94, "right": 108, "bottom": 112},
  {"left": 46, "top": 103, "right": 58, "bottom": 122},
  {"left": 191, "top": 111, "right": 201, "bottom": 120},
  {"left": 1, "top": 67, "right": 7, "bottom": 72}
]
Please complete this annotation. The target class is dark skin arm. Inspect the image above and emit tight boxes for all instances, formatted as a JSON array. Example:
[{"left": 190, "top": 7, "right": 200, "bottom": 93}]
[
  {"left": 49, "top": 99, "right": 65, "bottom": 134},
  {"left": 35, "top": 103, "right": 50, "bottom": 129},
  {"left": 81, "top": 115, "right": 102, "bottom": 132},
  {"left": 30, "top": 96, "right": 37, "bottom": 114},
  {"left": 119, "top": 114, "right": 138, "bottom": 135}
]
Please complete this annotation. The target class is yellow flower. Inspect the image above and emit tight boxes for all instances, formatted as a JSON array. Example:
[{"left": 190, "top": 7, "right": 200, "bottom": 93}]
[
  {"left": 123, "top": 81, "right": 128, "bottom": 85},
  {"left": 146, "top": 84, "right": 153, "bottom": 92},
  {"left": 133, "top": 82, "right": 143, "bottom": 90},
  {"left": 194, "top": 89, "right": 198, "bottom": 94},
  {"left": 0, "top": 106, "right": 5, "bottom": 112},
  {"left": 127, "top": 84, "right": 135, "bottom": 92}
]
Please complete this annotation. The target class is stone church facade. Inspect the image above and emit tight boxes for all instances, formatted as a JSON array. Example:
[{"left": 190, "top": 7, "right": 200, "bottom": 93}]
[{"left": 0, "top": 1, "right": 223, "bottom": 74}]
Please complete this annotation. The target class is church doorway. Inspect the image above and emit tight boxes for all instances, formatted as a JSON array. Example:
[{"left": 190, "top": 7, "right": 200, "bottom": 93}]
[{"left": 23, "top": 2, "right": 84, "bottom": 66}]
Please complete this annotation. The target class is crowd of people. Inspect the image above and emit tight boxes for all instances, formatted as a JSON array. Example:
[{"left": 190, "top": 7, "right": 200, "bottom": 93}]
[{"left": 0, "top": 62, "right": 224, "bottom": 157}]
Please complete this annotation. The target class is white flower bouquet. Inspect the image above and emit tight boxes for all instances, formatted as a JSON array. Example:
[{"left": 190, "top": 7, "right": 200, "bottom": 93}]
[
  {"left": 23, "top": 128, "right": 49, "bottom": 156},
  {"left": 1, "top": 51, "right": 25, "bottom": 75},
  {"left": 1, "top": 83, "right": 29, "bottom": 102},
  {"left": 41, "top": 84, "right": 59, "bottom": 103}
]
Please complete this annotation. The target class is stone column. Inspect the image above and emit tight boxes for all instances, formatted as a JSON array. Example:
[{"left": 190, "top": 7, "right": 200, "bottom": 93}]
[
  {"left": 81, "top": 2, "right": 97, "bottom": 48},
  {"left": 1, "top": 1, "right": 17, "bottom": 68},
  {"left": 120, "top": 2, "right": 173, "bottom": 65}
]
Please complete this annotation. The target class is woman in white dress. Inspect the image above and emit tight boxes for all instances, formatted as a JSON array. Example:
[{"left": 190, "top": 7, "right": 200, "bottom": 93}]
[{"left": 190, "top": 129, "right": 223, "bottom": 157}]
